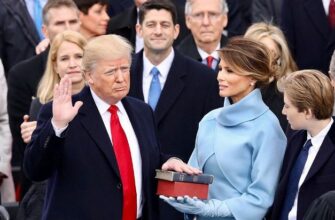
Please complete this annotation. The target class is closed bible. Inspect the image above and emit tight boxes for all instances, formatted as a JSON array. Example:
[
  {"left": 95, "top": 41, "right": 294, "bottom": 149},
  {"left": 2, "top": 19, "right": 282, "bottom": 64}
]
[{"left": 155, "top": 170, "right": 214, "bottom": 199}]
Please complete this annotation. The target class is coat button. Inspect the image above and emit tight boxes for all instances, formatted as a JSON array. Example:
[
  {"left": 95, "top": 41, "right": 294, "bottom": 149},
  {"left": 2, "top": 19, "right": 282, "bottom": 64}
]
[{"left": 117, "top": 183, "right": 122, "bottom": 189}]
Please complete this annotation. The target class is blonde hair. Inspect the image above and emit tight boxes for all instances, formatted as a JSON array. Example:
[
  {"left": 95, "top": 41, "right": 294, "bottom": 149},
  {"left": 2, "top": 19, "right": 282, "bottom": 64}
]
[
  {"left": 218, "top": 37, "right": 276, "bottom": 88},
  {"left": 244, "top": 22, "right": 298, "bottom": 80},
  {"left": 278, "top": 70, "right": 334, "bottom": 119},
  {"left": 82, "top": 34, "right": 133, "bottom": 73},
  {"left": 37, "top": 30, "right": 87, "bottom": 104}
]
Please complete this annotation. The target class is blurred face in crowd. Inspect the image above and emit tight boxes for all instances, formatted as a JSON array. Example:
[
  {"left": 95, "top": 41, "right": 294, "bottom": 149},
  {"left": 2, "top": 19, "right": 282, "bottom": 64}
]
[
  {"left": 137, "top": 9, "right": 179, "bottom": 56},
  {"left": 134, "top": 0, "right": 148, "bottom": 7},
  {"left": 86, "top": 57, "right": 131, "bottom": 104},
  {"left": 55, "top": 41, "right": 84, "bottom": 85},
  {"left": 217, "top": 59, "right": 255, "bottom": 103},
  {"left": 43, "top": 6, "right": 81, "bottom": 41},
  {"left": 186, "top": 0, "right": 227, "bottom": 48},
  {"left": 282, "top": 93, "right": 309, "bottom": 130},
  {"left": 79, "top": 4, "right": 110, "bottom": 39}
]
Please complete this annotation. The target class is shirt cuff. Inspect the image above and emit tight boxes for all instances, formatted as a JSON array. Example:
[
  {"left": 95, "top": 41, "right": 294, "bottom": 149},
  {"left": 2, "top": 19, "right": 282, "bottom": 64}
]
[{"left": 51, "top": 119, "right": 68, "bottom": 137}]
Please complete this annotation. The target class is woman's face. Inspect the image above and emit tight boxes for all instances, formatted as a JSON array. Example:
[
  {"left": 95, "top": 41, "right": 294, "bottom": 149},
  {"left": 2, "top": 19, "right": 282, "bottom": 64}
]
[
  {"left": 80, "top": 3, "right": 110, "bottom": 38},
  {"left": 217, "top": 59, "right": 255, "bottom": 103},
  {"left": 55, "top": 41, "right": 83, "bottom": 84}
]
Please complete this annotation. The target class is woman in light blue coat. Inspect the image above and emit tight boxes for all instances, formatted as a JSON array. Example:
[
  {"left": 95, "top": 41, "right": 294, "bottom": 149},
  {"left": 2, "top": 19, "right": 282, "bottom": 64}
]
[{"left": 162, "top": 37, "right": 287, "bottom": 220}]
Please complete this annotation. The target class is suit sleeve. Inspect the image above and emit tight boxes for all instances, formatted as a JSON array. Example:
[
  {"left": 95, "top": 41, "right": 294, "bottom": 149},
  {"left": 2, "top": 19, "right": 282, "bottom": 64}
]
[
  {"left": 23, "top": 103, "right": 64, "bottom": 181},
  {"left": 280, "top": 0, "right": 295, "bottom": 57}
]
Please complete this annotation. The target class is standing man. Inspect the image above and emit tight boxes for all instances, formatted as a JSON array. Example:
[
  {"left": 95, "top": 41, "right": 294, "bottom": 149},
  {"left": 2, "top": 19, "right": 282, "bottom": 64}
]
[
  {"left": 7, "top": 0, "right": 81, "bottom": 198},
  {"left": 24, "top": 34, "right": 198, "bottom": 220},
  {"left": 0, "top": 0, "right": 40, "bottom": 76},
  {"left": 177, "top": 0, "right": 229, "bottom": 72},
  {"left": 269, "top": 70, "right": 335, "bottom": 219},
  {"left": 281, "top": 0, "right": 335, "bottom": 74},
  {"left": 129, "top": 1, "right": 222, "bottom": 219}
]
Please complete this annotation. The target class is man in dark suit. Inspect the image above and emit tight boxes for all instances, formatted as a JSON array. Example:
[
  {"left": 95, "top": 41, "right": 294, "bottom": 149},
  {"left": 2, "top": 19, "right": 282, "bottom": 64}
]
[
  {"left": 269, "top": 70, "right": 335, "bottom": 220},
  {"left": 107, "top": 0, "right": 189, "bottom": 52},
  {"left": 281, "top": 0, "right": 335, "bottom": 74},
  {"left": 0, "top": 0, "right": 40, "bottom": 76},
  {"left": 128, "top": 1, "right": 222, "bottom": 219},
  {"left": 7, "top": 0, "right": 81, "bottom": 199},
  {"left": 177, "top": 0, "right": 229, "bottom": 72},
  {"left": 24, "top": 34, "right": 198, "bottom": 220}
]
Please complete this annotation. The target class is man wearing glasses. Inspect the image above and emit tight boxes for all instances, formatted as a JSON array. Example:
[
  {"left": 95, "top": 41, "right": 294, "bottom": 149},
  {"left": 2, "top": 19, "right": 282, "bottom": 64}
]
[{"left": 177, "top": 0, "right": 229, "bottom": 72}]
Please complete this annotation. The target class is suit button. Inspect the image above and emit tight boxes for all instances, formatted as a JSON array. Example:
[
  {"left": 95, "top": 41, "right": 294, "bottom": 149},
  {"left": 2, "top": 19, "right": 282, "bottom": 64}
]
[{"left": 117, "top": 183, "right": 122, "bottom": 189}]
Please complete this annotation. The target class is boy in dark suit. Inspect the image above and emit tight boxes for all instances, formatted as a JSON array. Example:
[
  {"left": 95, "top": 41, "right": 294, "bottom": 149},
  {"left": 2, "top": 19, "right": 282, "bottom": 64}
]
[{"left": 269, "top": 69, "right": 335, "bottom": 220}]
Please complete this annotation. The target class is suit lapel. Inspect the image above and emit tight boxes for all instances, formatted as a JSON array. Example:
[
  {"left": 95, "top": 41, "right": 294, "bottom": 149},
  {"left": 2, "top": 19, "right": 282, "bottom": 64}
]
[
  {"left": 304, "top": 123, "right": 335, "bottom": 182},
  {"left": 5, "top": 0, "right": 40, "bottom": 45},
  {"left": 129, "top": 52, "right": 145, "bottom": 101},
  {"left": 78, "top": 87, "right": 120, "bottom": 178},
  {"left": 304, "top": 0, "right": 330, "bottom": 40},
  {"left": 154, "top": 52, "right": 186, "bottom": 124}
]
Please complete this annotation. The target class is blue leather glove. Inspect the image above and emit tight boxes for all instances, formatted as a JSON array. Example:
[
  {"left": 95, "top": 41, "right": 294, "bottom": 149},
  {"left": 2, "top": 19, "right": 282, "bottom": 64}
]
[{"left": 160, "top": 195, "right": 231, "bottom": 217}]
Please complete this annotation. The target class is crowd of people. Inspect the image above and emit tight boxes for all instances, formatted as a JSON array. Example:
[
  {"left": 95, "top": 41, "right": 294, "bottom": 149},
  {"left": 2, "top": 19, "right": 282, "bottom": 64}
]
[{"left": 0, "top": 0, "right": 335, "bottom": 219}]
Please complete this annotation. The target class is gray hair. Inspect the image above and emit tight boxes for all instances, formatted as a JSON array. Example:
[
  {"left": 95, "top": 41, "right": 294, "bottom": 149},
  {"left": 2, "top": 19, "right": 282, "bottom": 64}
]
[
  {"left": 185, "top": 0, "right": 228, "bottom": 15},
  {"left": 330, "top": 50, "right": 335, "bottom": 78}
]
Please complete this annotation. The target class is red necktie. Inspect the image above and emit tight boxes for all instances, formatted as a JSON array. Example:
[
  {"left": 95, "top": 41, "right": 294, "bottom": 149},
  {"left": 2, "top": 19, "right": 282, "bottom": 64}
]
[
  {"left": 109, "top": 105, "right": 137, "bottom": 220},
  {"left": 206, "top": 56, "right": 214, "bottom": 69},
  {"left": 330, "top": 0, "right": 335, "bottom": 29}
]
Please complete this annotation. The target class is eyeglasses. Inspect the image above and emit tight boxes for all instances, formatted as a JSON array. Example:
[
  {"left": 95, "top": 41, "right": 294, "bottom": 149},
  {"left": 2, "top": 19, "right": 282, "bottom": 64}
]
[{"left": 189, "top": 12, "right": 222, "bottom": 22}]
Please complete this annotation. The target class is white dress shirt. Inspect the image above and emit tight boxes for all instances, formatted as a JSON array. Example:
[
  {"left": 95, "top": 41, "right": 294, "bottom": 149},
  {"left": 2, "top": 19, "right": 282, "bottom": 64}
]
[
  {"left": 288, "top": 118, "right": 334, "bottom": 220},
  {"left": 197, "top": 43, "right": 221, "bottom": 69},
  {"left": 52, "top": 88, "right": 143, "bottom": 218},
  {"left": 323, "top": 0, "right": 331, "bottom": 15},
  {"left": 142, "top": 49, "right": 175, "bottom": 103}
]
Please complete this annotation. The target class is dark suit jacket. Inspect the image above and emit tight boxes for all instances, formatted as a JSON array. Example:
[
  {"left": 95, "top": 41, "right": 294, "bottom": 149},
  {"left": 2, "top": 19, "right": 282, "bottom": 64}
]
[
  {"left": 107, "top": 5, "right": 190, "bottom": 48},
  {"left": 24, "top": 86, "right": 165, "bottom": 220},
  {"left": 7, "top": 50, "right": 48, "bottom": 166},
  {"left": 252, "top": 0, "right": 282, "bottom": 25},
  {"left": 281, "top": 0, "right": 335, "bottom": 74},
  {"left": 128, "top": 50, "right": 222, "bottom": 220},
  {"left": 269, "top": 120, "right": 335, "bottom": 219},
  {"left": 0, "top": 0, "right": 40, "bottom": 75},
  {"left": 107, "top": 0, "right": 133, "bottom": 16},
  {"left": 176, "top": 34, "right": 228, "bottom": 73}
]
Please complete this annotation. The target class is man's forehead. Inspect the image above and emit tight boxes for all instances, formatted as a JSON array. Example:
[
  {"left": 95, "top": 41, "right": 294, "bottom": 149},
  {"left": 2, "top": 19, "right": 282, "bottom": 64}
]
[
  {"left": 48, "top": 6, "right": 79, "bottom": 21},
  {"left": 143, "top": 9, "right": 173, "bottom": 22}
]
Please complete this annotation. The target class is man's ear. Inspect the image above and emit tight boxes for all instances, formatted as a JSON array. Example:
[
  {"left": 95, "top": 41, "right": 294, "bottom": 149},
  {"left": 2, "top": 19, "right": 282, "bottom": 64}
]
[
  {"left": 185, "top": 15, "right": 191, "bottom": 30},
  {"left": 84, "top": 72, "right": 94, "bottom": 85},
  {"left": 42, "top": 25, "right": 49, "bottom": 39},
  {"left": 136, "top": 23, "right": 142, "bottom": 37},
  {"left": 304, "top": 108, "right": 314, "bottom": 120}
]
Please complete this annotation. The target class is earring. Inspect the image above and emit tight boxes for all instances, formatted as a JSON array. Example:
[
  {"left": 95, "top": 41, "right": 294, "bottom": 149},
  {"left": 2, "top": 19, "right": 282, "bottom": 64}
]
[{"left": 250, "top": 82, "right": 255, "bottom": 86}]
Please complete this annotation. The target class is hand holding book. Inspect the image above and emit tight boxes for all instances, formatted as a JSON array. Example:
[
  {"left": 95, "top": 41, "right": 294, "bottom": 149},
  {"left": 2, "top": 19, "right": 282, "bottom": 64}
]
[{"left": 160, "top": 195, "right": 230, "bottom": 218}]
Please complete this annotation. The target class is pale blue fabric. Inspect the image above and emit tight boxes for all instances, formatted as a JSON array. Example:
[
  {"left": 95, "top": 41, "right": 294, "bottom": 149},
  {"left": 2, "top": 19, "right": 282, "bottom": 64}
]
[
  {"left": 186, "top": 89, "right": 287, "bottom": 220},
  {"left": 148, "top": 67, "right": 161, "bottom": 110}
]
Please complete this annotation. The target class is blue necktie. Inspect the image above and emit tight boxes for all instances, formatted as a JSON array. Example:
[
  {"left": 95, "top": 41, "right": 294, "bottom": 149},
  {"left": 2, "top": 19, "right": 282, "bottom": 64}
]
[
  {"left": 34, "top": 0, "right": 44, "bottom": 40},
  {"left": 148, "top": 67, "right": 161, "bottom": 110},
  {"left": 279, "top": 139, "right": 313, "bottom": 220}
]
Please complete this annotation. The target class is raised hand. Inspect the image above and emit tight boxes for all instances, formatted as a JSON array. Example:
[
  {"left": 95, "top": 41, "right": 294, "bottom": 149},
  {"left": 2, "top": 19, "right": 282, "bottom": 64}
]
[
  {"left": 20, "top": 115, "right": 37, "bottom": 143},
  {"left": 52, "top": 75, "right": 83, "bottom": 129}
]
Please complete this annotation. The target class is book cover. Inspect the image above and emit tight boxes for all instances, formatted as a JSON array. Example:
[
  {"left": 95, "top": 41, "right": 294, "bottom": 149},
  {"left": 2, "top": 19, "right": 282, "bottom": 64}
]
[
  {"left": 156, "top": 180, "right": 209, "bottom": 199},
  {"left": 155, "top": 169, "right": 214, "bottom": 184}
]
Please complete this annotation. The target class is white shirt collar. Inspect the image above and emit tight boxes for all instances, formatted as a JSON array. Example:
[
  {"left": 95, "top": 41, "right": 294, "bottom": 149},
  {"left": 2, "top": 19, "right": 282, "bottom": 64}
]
[
  {"left": 197, "top": 43, "right": 221, "bottom": 61},
  {"left": 90, "top": 87, "right": 127, "bottom": 115},
  {"left": 143, "top": 48, "right": 175, "bottom": 79}
]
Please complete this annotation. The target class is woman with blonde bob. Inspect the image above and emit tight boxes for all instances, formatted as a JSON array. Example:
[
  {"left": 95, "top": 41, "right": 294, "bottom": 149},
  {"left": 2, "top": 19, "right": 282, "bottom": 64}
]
[
  {"left": 20, "top": 30, "right": 87, "bottom": 144},
  {"left": 17, "top": 30, "right": 87, "bottom": 220},
  {"left": 244, "top": 22, "right": 298, "bottom": 130},
  {"left": 162, "top": 37, "right": 287, "bottom": 220}
]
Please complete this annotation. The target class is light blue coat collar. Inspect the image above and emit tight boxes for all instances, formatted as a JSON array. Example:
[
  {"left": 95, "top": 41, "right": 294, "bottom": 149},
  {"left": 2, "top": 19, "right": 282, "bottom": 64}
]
[{"left": 217, "top": 89, "right": 269, "bottom": 127}]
